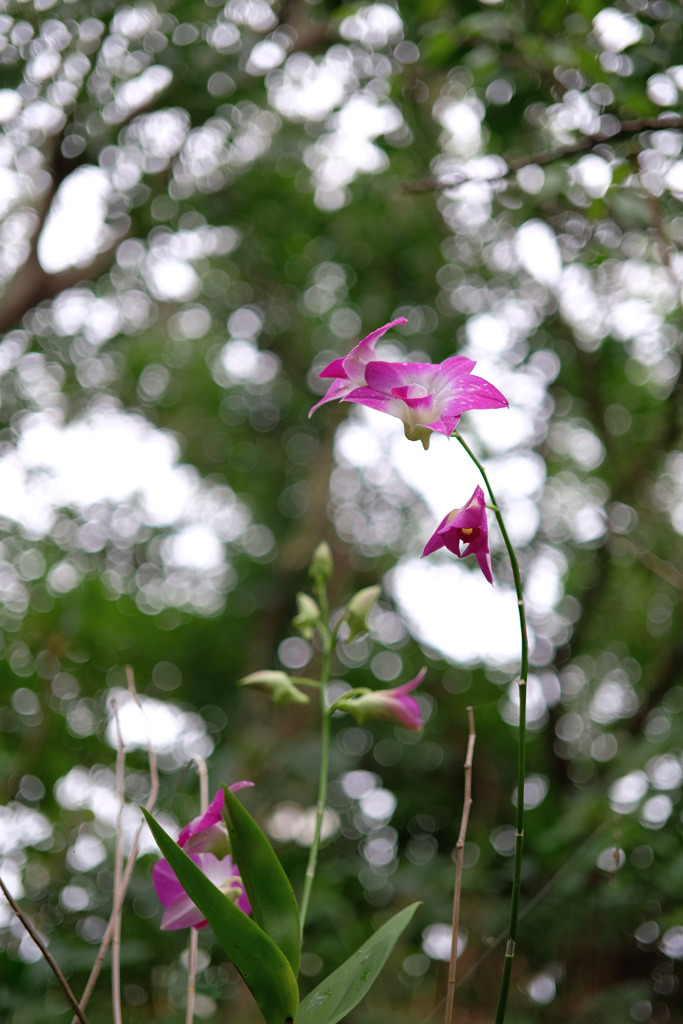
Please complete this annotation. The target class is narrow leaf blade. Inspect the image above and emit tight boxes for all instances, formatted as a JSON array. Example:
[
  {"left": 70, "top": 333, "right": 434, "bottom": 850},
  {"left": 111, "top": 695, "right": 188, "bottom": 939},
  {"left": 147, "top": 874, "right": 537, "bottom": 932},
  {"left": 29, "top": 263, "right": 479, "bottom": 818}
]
[
  {"left": 143, "top": 809, "right": 299, "bottom": 1024},
  {"left": 295, "top": 902, "right": 420, "bottom": 1024},
  {"left": 223, "top": 784, "right": 301, "bottom": 975}
]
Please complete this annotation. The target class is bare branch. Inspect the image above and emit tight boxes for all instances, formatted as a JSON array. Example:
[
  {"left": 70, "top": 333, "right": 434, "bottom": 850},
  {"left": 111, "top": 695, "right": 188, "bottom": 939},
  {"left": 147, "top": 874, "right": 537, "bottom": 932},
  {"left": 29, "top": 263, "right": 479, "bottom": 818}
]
[
  {"left": 73, "top": 669, "right": 160, "bottom": 1024},
  {"left": 0, "top": 875, "right": 91, "bottom": 1024},
  {"left": 405, "top": 114, "right": 683, "bottom": 193},
  {"left": 111, "top": 701, "right": 125, "bottom": 1024},
  {"left": 444, "top": 706, "right": 476, "bottom": 1024}
]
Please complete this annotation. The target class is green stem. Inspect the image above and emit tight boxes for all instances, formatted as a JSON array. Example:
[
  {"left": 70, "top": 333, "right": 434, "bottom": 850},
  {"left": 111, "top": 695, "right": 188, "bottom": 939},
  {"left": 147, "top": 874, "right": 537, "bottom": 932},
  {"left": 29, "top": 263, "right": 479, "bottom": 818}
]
[
  {"left": 298, "top": 579, "right": 334, "bottom": 939},
  {"left": 452, "top": 432, "right": 528, "bottom": 1024}
]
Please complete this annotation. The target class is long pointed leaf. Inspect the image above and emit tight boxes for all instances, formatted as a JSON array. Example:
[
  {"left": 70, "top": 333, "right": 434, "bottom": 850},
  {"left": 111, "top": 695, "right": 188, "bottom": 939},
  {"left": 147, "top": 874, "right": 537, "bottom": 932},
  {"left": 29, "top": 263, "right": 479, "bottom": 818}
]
[
  {"left": 143, "top": 809, "right": 299, "bottom": 1024},
  {"left": 223, "top": 784, "right": 301, "bottom": 975},
  {"left": 295, "top": 902, "right": 420, "bottom": 1024}
]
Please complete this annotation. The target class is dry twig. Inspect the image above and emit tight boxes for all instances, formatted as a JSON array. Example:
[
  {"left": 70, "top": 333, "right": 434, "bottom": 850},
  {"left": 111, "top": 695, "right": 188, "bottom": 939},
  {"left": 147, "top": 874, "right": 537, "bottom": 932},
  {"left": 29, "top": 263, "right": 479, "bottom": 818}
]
[
  {"left": 444, "top": 706, "right": 476, "bottom": 1024},
  {"left": 0, "top": 875, "right": 91, "bottom": 1024},
  {"left": 72, "top": 667, "right": 160, "bottom": 1023},
  {"left": 111, "top": 700, "right": 125, "bottom": 1024}
]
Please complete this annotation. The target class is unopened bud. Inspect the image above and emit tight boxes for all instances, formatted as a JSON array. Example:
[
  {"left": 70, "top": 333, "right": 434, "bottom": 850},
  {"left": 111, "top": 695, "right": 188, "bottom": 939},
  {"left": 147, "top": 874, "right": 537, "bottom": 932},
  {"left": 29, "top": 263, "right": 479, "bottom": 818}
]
[
  {"left": 239, "top": 670, "right": 310, "bottom": 705},
  {"left": 309, "top": 541, "right": 333, "bottom": 583},
  {"left": 344, "top": 585, "right": 381, "bottom": 641},
  {"left": 292, "top": 593, "right": 321, "bottom": 640}
]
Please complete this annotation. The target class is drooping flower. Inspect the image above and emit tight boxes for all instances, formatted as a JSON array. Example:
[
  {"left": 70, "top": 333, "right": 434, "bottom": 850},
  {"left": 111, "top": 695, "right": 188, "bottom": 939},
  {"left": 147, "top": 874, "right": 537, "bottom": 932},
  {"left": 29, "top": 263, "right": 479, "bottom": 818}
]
[
  {"left": 153, "top": 784, "right": 252, "bottom": 929},
  {"left": 309, "top": 318, "right": 408, "bottom": 416},
  {"left": 344, "top": 357, "right": 508, "bottom": 449},
  {"left": 421, "top": 485, "right": 493, "bottom": 584},
  {"left": 333, "top": 668, "right": 426, "bottom": 731}
]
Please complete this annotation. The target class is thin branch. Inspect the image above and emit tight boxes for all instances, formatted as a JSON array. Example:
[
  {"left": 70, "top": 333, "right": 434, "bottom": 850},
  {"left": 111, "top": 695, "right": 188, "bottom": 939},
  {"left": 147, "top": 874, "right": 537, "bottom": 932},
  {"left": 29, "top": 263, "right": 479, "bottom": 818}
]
[
  {"left": 0, "top": 129, "right": 123, "bottom": 335},
  {"left": 452, "top": 432, "right": 529, "bottom": 1024},
  {"left": 405, "top": 114, "right": 683, "bottom": 193},
  {"left": 609, "top": 533, "right": 683, "bottom": 592},
  {"left": 194, "top": 755, "right": 209, "bottom": 812},
  {"left": 0, "top": 875, "right": 91, "bottom": 1024},
  {"left": 186, "top": 757, "right": 209, "bottom": 1024},
  {"left": 419, "top": 818, "right": 611, "bottom": 1024},
  {"left": 73, "top": 668, "right": 160, "bottom": 1023},
  {"left": 111, "top": 701, "right": 125, "bottom": 1024},
  {"left": 444, "top": 706, "right": 476, "bottom": 1024}
]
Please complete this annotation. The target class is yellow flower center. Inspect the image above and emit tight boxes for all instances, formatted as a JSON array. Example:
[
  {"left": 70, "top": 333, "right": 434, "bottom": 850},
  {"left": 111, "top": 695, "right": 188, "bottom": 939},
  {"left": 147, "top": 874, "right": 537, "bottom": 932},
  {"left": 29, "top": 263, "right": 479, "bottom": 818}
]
[
  {"left": 219, "top": 876, "right": 245, "bottom": 904},
  {"left": 460, "top": 528, "right": 473, "bottom": 535}
]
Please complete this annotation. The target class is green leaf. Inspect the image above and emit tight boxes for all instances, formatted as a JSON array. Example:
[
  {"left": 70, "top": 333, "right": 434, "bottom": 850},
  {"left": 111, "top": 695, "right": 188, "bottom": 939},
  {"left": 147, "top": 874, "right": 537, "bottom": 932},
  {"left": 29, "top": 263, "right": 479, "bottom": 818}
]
[
  {"left": 142, "top": 809, "right": 299, "bottom": 1024},
  {"left": 223, "top": 784, "right": 302, "bottom": 976},
  {"left": 295, "top": 902, "right": 420, "bottom": 1024}
]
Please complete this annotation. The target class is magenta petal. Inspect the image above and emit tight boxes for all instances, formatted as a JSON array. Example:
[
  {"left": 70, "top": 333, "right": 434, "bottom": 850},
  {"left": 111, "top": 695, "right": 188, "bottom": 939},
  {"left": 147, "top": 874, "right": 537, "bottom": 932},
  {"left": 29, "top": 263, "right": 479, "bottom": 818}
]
[
  {"left": 309, "top": 378, "right": 352, "bottom": 416},
  {"left": 200, "top": 853, "right": 251, "bottom": 916},
  {"left": 474, "top": 548, "right": 494, "bottom": 584},
  {"left": 421, "top": 487, "right": 493, "bottom": 583},
  {"left": 388, "top": 668, "right": 426, "bottom": 730},
  {"left": 154, "top": 853, "right": 210, "bottom": 928},
  {"left": 344, "top": 384, "right": 393, "bottom": 413},
  {"left": 428, "top": 413, "right": 461, "bottom": 436},
  {"left": 364, "top": 360, "right": 433, "bottom": 393},
  {"left": 229, "top": 780, "right": 254, "bottom": 793},
  {"left": 439, "top": 373, "right": 508, "bottom": 413},
  {"left": 421, "top": 532, "right": 444, "bottom": 557},
  {"left": 178, "top": 790, "right": 225, "bottom": 848},
  {"left": 390, "top": 386, "right": 434, "bottom": 411},
  {"left": 153, "top": 857, "right": 189, "bottom": 907},
  {"left": 161, "top": 899, "right": 207, "bottom": 930},
  {"left": 439, "top": 354, "right": 477, "bottom": 377},
  {"left": 154, "top": 852, "right": 251, "bottom": 929},
  {"left": 421, "top": 511, "right": 452, "bottom": 557},
  {"left": 309, "top": 319, "right": 407, "bottom": 419},
  {"left": 318, "top": 357, "right": 348, "bottom": 380},
  {"left": 178, "top": 782, "right": 253, "bottom": 849},
  {"left": 353, "top": 317, "right": 407, "bottom": 350},
  {"left": 342, "top": 318, "right": 408, "bottom": 383}
]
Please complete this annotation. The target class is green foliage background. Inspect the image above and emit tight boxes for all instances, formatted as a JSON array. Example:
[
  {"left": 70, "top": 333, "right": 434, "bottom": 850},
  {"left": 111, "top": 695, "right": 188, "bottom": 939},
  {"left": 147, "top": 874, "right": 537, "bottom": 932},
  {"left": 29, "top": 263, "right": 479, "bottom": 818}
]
[{"left": 0, "top": 0, "right": 681, "bottom": 1022}]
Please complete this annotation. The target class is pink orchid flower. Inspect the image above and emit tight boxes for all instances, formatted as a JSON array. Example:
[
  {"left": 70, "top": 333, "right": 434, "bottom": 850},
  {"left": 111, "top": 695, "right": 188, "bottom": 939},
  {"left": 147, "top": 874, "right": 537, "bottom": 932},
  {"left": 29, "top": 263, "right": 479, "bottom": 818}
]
[
  {"left": 345, "top": 356, "right": 508, "bottom": 449},
  {"left": 152, "top": 783, "right": 253, "bottom": 929},
  {"left": 334, "top": 668, "right": 426, "bottom": 731},
  {"left": 309, "top": 317, "right": 408, "bottom": 416},
  {"left": 421, "top": 485, "right": 493, "bottom": 584}
]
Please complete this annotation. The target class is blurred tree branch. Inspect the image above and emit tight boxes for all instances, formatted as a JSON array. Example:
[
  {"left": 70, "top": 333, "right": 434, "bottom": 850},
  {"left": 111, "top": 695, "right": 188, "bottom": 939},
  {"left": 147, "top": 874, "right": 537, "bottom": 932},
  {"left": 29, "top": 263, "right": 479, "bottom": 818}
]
[{"left": 405, "top": 114, "right": 683, "bottom": 192}]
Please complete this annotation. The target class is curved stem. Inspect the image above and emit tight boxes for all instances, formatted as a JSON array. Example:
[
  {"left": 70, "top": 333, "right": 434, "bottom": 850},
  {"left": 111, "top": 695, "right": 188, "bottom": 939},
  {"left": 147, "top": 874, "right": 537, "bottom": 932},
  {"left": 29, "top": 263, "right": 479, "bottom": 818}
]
[
  {"left": 298, "top": 579, "right": 334, "bottom": 939},
  {"left": 452, "top": 432, "right": 528, "bottom": 1024}
]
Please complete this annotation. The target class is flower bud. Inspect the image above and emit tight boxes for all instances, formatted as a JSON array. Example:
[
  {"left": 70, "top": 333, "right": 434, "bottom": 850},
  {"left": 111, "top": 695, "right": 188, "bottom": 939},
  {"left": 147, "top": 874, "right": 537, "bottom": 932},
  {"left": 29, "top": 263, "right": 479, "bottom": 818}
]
[
  {"left": 292, "top": 592, "right": 321, "bottom": 640},
  {"left": 334, "top": 669, "right": 426, "bottom": 731},
  {"left": 239, "top": 670, "right": 310, "bottom": 705},
  {"left": 309, "top": 541, "right": 334, "bottom": 583},
  {"left": 343, "top": 585, "right": 381, "bottom": 641}
]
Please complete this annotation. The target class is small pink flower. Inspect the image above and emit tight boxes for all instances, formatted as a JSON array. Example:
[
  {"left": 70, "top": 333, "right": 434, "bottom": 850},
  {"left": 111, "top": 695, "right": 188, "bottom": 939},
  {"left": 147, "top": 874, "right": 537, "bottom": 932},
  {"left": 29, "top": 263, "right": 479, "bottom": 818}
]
[
  {"left": 346, "top": 357, "right": 507, "bottom": 449},
  {"left": 153, "top": 783, "right": 253, "bottom": 930},
  {"left": 334, "top": 668, "right": 426, "bottom": 731},
  {"left": 309, "top": 318, "right": 407, "bottom": 416},
  {"left": 421, "top": 485, "right": 493, "bottom": 584}
]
